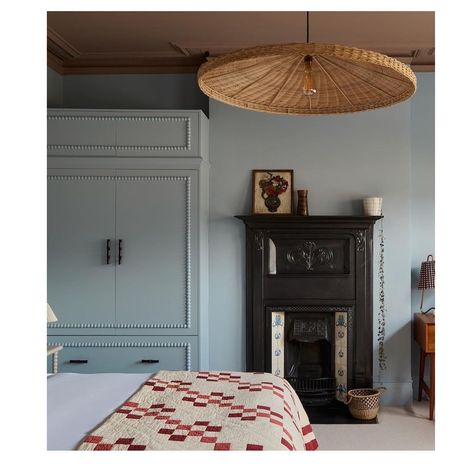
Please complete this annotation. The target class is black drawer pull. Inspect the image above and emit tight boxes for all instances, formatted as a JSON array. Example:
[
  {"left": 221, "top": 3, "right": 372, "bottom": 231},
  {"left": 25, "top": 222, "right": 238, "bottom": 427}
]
[
  {"left": 106, "top": 239, "right": 111, "bottom": 264},
  {"left": 141, "top": 359, "right": 159, "bottom": 364},
  {"left": 118, "top": 239, "right": 123, "bottom": 264},
  {"left": 69, "top": 359, "right": 88, "bottom": 364}
]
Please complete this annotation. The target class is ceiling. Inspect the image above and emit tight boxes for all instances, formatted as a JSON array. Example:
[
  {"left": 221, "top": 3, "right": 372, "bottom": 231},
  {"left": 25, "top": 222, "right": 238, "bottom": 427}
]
[{"left": 47, "top": 11, "right": 435, "bottom": 75}]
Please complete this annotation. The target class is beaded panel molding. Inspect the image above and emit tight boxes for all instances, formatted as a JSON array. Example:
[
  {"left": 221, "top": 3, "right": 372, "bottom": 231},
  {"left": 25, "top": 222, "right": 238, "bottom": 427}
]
[
  {"left": 47, "top": 114, "right": 192, "bottom": 152},
  {"left": 47, "top": 175, "right": 192, "bottom": 330},
  {"left": 47, "top": 342, "right": 192, "bottom": 371}
]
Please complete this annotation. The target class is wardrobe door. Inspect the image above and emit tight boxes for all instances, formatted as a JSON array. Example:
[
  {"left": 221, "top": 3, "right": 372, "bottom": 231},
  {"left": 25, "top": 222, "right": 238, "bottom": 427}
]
[
  {"left": 115, "top": 171, "right": 198, "bottom": 333},
  {"left": 47, "top": 174, "right": 116, "bottom": 327}
]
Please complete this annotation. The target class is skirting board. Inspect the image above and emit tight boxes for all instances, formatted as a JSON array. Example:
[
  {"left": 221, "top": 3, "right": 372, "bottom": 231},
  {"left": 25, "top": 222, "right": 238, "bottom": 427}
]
[{"left": 373, "top": 381, "right": 413, "bottom": 406}]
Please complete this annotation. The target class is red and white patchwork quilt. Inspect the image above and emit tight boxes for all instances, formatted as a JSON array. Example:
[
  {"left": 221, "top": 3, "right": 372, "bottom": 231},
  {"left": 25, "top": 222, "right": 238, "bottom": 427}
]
[{"left": 77, "top": 370, "right": 318, "bottom": 451}]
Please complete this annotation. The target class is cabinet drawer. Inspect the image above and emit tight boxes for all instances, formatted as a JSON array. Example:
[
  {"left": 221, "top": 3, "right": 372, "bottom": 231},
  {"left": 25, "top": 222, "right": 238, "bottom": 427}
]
[
  {"left": 414, "top": 313, "right": 435, "bottom": 353},
  {"left": 47, "top": 336, "right": 197, "bottom": 374},
  {"left": 427, "top": 324, "right": 435, "bottom": 352}
]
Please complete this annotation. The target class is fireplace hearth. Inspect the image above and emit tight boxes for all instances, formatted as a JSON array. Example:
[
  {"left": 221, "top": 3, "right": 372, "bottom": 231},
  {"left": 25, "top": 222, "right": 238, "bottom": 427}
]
[{"left": 237, "top": 215, "right": 382, "bottom": 423}]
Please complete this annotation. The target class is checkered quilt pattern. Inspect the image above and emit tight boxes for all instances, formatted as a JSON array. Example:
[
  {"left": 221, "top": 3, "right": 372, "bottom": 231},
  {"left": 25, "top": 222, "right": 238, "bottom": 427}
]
[{"left": 77, "top": 370, "right": 318, "bottom": 451}]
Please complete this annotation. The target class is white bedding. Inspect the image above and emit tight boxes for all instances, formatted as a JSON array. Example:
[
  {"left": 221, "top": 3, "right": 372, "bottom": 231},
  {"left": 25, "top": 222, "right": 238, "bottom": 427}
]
[{"left": 48, "top": 373, "right": 151, "bottom": 450}]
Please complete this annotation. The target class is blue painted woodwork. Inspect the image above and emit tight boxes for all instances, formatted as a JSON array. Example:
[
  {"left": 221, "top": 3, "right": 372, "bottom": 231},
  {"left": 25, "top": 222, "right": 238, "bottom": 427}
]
[
  {"left": 47, "top": 335, "right": 197, "bottom": 373},
  {"left": 47, "top": 109, "right": 209, "bottom": 372},
  {"left": 47, "top": 174, "right": 116, "bottom": 327}
]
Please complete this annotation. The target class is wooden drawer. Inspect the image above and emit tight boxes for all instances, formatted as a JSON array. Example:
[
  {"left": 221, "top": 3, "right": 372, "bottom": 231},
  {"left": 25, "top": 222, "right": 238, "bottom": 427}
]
[
  {"left": 427, "top": 324, "right": 435, "bottom": 352},
  {"left": 47, "top": 336, "right": 197, "bottom": 374},
  {"left": 414, "top": 312, "right": 435, "bottom": 353}
]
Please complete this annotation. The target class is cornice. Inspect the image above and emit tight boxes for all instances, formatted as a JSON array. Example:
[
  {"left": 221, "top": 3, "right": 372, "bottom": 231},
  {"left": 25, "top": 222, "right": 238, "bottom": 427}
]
[{"left": 47, "top": 27, "right": 434, "bottom": 75}]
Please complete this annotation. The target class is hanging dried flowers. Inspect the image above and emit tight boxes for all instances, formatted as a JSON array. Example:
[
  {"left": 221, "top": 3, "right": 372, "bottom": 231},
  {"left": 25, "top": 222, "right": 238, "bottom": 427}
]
[{"left": 377, "top": 220, "right": 387, "bottom": 371}]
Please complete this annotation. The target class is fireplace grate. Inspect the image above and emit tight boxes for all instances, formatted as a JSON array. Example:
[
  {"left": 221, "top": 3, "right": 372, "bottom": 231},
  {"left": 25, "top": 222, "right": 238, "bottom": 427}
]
[{"left": 286, "top": 377, "right": 336, "bottom": 405}]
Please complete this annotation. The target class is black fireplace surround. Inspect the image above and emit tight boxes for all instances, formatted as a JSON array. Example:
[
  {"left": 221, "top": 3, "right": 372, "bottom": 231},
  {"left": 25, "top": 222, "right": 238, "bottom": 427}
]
[{"left": 237, "top": 215, "right": 382, "bottom": 423}]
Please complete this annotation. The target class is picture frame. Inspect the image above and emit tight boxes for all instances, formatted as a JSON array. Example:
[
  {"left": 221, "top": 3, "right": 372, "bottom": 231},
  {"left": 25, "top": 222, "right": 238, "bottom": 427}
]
[{"left": 252, "top": 169, "right": 294, "bottom": 215}]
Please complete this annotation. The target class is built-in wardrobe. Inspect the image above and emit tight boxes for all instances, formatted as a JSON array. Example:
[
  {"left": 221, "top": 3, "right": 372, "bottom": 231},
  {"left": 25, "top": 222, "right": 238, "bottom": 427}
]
[{"left": 47, "top": 109, "right": 209, "bottom": 373}]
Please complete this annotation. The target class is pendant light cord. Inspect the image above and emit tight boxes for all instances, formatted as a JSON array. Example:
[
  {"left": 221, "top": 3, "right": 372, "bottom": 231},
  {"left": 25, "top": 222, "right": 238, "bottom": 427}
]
[{"left": 306, "top": 11, "right": 309, "bottom": 43}]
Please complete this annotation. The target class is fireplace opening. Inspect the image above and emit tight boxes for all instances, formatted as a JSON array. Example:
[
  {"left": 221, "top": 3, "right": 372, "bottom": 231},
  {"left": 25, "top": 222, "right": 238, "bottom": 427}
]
[{"left": 284, "top": 315, "right": 336, "bottom": 406}]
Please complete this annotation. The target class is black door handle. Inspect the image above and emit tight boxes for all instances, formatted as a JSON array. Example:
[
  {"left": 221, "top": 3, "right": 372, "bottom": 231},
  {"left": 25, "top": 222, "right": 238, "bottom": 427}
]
[
  {"left": 140, "top": 359, "right": 159, "bottom": 364},
  {"left": 118, "top": 239, "right": 123, "bottom": 264},
  {"left": 69, "top": 359, "right": 88, "bottom": 364},
  {"left": 106, "top": 239, "right": 111, "bottom": 264}
]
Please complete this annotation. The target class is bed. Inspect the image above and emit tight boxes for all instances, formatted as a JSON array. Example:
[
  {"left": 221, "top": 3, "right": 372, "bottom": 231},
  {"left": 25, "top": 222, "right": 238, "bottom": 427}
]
[{"left": 48, "top": 370, "right": 318, "bottom": 451}]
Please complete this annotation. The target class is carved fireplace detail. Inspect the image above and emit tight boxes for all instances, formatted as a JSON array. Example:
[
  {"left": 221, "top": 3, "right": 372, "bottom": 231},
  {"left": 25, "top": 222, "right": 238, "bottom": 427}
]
[{"left": 237, "top": 215, "right": 382, "bottom": 421}]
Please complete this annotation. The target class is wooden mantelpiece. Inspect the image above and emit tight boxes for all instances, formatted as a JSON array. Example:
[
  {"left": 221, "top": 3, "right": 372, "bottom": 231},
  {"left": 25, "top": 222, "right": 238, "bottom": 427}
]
[
  {"left": 236, "top": 215, "right": 382, "bottom": 408},
  {"left": 236, "top": 215, "right": 383, "bottom": 225}
]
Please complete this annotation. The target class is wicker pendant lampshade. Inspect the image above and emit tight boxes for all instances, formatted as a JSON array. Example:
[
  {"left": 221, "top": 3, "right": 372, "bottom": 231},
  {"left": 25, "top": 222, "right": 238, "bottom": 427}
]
[{"left": 197, "top": 15, "right": 416, "bottom": 115}]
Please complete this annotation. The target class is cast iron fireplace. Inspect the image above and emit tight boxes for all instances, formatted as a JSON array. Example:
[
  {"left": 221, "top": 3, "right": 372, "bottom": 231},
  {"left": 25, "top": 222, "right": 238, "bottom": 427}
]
[
  {"left": 285, "top": 313, "right": 335, "bottom": 405},
  {"left": 237, "top": 215, "right": 382, "bottom": 423}
]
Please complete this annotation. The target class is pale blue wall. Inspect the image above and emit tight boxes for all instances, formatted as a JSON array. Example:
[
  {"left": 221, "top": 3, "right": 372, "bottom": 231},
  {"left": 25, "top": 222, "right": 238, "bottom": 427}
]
[
  {"left": 410, "top": 73, "right": 435, "bottom": 396},
  {"left": 46, "top": 70, "right": 435, "bottom": 404},
  {"left": 60, "top": 73, "right": 208, "bottom": 115},
  {"left": 208, "top": 98, "right": 416, "bottom": 404},
  {"left": 47, "top": 68, "right": 63, "bottom": 107}
]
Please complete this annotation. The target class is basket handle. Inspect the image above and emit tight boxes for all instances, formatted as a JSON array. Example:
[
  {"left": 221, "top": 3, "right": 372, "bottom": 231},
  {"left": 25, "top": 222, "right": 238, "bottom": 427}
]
[
  {"left": 375, "top": 386, "right": 387, "bottom": 394},
  {"left": 343, "top": 394, "right": 352, "bottom": 405}
]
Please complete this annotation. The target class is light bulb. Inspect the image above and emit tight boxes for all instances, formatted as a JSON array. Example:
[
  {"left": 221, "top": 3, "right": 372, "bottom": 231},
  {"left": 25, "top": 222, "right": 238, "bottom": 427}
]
[{"left": 303, "top": 55, "right": 317, "bottom": 97}]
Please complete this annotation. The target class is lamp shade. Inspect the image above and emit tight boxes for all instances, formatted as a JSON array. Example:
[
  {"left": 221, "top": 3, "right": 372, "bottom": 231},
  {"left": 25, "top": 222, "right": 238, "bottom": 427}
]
[
  {"left": 197, "top": 43, "right": 416, "bottom": 115},
  {"left": 417, "top": 255, "right": 435, "bottom": 290},
  {"left": 47, "top": 303, "right": 58, "bottom": 323}
]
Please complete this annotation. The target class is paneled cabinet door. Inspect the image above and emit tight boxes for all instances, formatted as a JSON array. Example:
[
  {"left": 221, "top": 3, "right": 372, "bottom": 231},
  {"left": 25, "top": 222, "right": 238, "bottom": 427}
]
[
  {"left": 47, "top": 175, "right": 116, "bottom": 327},
  {"left": 115, "top": 171, "right": 198, "bottom": 333}
]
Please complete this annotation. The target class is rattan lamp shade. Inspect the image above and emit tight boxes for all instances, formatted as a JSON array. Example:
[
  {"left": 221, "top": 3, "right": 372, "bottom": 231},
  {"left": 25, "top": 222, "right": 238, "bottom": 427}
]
[{"left": 198, "top": 43, "right": 416, "bottom": 115}]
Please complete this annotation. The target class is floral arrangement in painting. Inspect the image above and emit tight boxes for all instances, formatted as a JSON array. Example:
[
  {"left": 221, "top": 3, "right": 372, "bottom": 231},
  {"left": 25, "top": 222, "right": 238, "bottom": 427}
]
[
  {"left": 252, "top": 169, "right": 293, "bottom": 215},
  {"left": 258, "top": 172, "right": 289, "bottom": 212}
]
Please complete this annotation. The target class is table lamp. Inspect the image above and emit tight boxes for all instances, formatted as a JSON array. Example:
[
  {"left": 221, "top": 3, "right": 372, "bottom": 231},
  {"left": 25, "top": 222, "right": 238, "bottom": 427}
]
[
  {"left": 47, "top": 303, "right": 58, "bottom": 323},
  {"left": 417, "top": 255, "right": 435, "bottom": 313}
]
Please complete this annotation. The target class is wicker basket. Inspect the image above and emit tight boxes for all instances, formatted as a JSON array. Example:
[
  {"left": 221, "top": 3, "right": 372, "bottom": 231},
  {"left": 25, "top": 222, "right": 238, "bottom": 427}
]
[{"left": 344, "top": 387, "right": 386, "bottom": 420}]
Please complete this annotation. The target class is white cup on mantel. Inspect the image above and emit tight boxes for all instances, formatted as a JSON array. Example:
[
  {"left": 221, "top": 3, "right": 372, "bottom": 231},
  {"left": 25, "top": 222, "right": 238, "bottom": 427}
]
[{"left": 363, "top": 197, "right": 383, "bottom": 216}]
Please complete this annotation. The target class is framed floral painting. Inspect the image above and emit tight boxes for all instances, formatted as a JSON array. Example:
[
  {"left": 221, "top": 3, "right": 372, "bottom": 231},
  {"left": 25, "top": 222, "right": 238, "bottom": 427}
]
[{"left": 252, "top": 169, "right": 294, "bottom": 215}]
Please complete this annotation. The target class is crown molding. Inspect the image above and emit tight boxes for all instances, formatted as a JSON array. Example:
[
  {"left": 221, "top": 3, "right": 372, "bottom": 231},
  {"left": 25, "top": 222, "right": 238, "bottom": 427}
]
[
  {"left": 47, "top": 28, "right": 206, "bottom": 75},
  {"left": 47, "top": 27, "right": 434, "bottom": 75}
]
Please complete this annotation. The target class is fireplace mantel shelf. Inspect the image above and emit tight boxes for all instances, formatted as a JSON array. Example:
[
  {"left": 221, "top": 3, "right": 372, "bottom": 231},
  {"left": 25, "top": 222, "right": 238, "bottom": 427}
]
[{"left": 236, "top": 215, "right": 383, "bottom": 226}]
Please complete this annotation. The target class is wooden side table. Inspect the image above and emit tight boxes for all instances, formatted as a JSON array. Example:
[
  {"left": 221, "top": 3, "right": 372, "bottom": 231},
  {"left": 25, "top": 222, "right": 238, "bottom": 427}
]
[
  {"left": 47, "top": 345, "right": 63, "bottom": 374},
  {"left": 414, "top": 312, "right": 435, "bottom": 420}
]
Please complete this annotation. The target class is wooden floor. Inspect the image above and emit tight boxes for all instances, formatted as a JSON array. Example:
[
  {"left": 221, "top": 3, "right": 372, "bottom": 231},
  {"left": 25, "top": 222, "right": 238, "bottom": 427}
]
[{"left": 312, "top": 401, "right": 434, "bottom": 450}]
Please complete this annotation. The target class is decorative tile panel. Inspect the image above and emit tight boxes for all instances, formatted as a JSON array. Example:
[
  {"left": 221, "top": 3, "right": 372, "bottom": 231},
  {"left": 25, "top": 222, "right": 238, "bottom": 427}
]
[
  {"left": 335, "top": 311, "right": 348, "bottom": 402},
  {"left": 269, "top": 309, "right": 349, "bottom": 401},
  {"left": 271, "top": 312, "right": 285, "bottom": 378}
]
